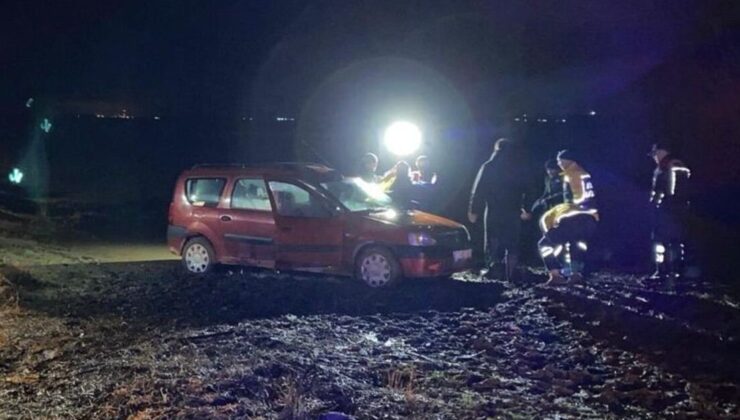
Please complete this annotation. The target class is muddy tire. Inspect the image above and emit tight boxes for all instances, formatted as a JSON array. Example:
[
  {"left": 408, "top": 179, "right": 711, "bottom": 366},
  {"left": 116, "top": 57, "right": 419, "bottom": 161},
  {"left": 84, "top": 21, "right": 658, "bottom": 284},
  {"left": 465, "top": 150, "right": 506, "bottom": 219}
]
[
  {"left": 182, "top": 237, "right": 215, "bottom": 274},
  {"left": 355, "top": 246, "right": 402, "bottom": 288}
]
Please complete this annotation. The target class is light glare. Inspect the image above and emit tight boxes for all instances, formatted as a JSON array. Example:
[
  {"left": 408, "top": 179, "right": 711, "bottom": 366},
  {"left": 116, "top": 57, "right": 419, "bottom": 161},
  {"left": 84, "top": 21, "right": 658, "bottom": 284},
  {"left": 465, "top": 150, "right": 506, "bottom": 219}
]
[{"left": 383, "top": 121, "right": 422, "bottom": 156}]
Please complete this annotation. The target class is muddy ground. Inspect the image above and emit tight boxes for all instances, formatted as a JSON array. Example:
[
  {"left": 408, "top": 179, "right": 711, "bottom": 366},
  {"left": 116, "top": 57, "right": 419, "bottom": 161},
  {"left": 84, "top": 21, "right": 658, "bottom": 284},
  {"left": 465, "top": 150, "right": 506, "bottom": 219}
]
[{"left": 1, "top": 228, "right": 740, "bottom": 418}]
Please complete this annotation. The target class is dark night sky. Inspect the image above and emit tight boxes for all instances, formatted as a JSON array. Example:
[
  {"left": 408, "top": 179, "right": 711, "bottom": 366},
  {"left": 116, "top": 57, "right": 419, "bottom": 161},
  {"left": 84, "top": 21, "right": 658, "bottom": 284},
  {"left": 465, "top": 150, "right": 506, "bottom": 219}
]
[
  {"left": 1, "top": 0, "right": 739, "bottom": 272},
  {"left": 2, "top": 0, "right": 737, "bottom": 118}
]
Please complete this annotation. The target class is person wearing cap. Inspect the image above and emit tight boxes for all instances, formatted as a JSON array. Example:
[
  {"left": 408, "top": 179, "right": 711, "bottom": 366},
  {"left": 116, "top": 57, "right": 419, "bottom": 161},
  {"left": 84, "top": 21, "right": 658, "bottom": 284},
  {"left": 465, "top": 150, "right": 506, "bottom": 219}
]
[
  {"left": 410, "top": 155, "right": 438, "bottom": 211},
  {"left": 648, "top": 143, "right": 692, "bottom": 280},
  {"left": 537, "top": 149, "right": 599, "bottom": 285},
  {"left": 358, "top": 152, "right": 397, "bottom": 187},
  {"left": 410, "top": 155, "right": 438, "bottom": 185},
  {"left": 468, "top": 138, "right": 529, "bottom": 280},
  {"left": 359, "top": 153, "right": 381, "bottom": 183}
]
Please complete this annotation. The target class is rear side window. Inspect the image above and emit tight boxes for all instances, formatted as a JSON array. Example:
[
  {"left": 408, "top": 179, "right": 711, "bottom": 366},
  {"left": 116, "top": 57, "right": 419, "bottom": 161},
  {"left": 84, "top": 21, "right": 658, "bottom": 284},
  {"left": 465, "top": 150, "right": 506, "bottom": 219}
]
[
  {"left": 232, "top": 178, "right": 272, "bottom": 211},
  {"left": 186, "top": 178, "right": 225, "bottom": 207}
]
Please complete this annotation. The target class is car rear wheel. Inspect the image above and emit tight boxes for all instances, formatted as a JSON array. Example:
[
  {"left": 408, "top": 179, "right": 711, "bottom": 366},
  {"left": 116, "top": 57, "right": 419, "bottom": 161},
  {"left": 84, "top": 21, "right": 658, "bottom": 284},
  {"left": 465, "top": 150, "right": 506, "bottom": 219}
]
[
  {"left": 355, "top": 246, "right": 401, "bottom": 288},
  {"left": 182, "top": 237, "right": 215, "bottom": 274}
]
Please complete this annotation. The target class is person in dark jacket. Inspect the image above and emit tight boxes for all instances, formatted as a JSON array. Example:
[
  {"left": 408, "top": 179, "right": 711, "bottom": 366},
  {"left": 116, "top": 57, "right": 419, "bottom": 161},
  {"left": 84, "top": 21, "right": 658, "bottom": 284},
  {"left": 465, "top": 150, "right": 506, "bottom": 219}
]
[
  {"left": 530, "top": 159, "right": 570, "bottom": 216},
  {"left": 388, "top": 161, "right": 416, "bottom": 208},
  {"left": 468, "top": 138, "right": 528, "bottom": 280},
  {"left": 648, "top": 143, "right": 692, "bottom": 280}
]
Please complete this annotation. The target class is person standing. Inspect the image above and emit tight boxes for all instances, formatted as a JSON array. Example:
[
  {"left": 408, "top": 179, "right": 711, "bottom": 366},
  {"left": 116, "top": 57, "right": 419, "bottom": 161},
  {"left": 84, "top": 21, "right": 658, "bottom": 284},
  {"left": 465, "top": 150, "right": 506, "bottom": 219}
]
[
  {"left": 410, "top": 155, "right": 438, "bottom": 185},
  {"left": 648, "top": 143, "right": 692, "bottom": 280},
  {"left": 359, "top": 153, "right": 381, "bottom": 183},
  {"left": 410, "top": 155, "right": 438, "bottom": 211},
  {"left": 468, "top": 138, "right": 528, "bottom": 280},
  {"left": 538, "top": 150, "right": 599, "bottom": 285},
  {"left": 358, "top": 152, "right": 397, "bottom": 189},
  {"left": 388, "top": 161, "right": 416, "bottom": 208}
]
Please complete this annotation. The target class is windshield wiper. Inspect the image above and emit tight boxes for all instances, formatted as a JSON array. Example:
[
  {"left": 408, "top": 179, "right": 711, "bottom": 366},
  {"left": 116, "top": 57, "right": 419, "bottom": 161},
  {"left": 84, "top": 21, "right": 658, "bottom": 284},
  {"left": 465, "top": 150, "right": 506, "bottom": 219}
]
[{"left": 354, "top": 206, "right": 390, "bottom": 213}]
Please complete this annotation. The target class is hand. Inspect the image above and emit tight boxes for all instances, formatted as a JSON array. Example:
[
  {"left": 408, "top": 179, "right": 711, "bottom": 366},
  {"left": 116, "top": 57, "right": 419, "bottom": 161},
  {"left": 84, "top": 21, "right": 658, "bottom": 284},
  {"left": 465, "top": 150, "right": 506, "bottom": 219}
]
[
  {"left": 520, "top": 209, "right": 532, "bottom": 221},
  {"left": 468, "top": 211, "right": 478, "bottom": 224}
]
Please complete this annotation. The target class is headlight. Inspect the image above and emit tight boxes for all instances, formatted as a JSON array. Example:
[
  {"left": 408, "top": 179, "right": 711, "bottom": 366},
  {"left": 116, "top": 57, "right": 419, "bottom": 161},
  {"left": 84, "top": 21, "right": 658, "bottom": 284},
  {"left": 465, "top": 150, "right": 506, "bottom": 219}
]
[{"left": 408, "top": 232, "right": 437, "bottom": 246}]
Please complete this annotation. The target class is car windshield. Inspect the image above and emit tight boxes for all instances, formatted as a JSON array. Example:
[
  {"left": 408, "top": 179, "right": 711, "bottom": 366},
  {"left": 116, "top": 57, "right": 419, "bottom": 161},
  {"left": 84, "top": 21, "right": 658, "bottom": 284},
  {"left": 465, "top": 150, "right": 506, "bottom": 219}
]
[{"left": 320, "top": 177, "right": 393, "bottom": 212}]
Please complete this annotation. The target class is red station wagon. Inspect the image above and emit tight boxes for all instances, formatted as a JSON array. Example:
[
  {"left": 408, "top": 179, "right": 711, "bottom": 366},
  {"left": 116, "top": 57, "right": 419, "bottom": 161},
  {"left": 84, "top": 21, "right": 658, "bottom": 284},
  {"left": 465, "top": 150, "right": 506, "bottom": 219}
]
[{"left": 167, "top": 163, "right": 473, "bottom": 287}]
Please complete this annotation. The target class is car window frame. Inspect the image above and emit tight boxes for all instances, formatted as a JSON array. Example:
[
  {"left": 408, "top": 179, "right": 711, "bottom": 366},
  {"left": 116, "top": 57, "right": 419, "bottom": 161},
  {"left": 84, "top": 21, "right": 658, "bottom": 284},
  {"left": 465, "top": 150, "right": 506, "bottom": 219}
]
[
  {"left": 229, "top": 177, "right": 273, "bottom": 212},
  {"left": 266, "top": 178, "right": 336, "bottom": 219},
  {"left": 185, "top": 177, "right": 227, "bottom": 208}
]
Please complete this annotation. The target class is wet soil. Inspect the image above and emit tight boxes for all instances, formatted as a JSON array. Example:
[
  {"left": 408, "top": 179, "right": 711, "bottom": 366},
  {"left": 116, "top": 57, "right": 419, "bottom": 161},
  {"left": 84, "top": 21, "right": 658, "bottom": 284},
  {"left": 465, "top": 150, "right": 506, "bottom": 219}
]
[{"left": 1, "top": 236, "right": 739, "bottom": 419}]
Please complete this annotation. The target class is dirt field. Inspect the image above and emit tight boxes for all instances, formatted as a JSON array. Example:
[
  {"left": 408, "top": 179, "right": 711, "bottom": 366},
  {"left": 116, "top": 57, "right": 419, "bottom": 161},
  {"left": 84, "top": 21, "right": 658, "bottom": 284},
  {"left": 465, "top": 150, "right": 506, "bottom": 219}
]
[{"left": 1, "top": 232, "right": 739, "bottom": 419}]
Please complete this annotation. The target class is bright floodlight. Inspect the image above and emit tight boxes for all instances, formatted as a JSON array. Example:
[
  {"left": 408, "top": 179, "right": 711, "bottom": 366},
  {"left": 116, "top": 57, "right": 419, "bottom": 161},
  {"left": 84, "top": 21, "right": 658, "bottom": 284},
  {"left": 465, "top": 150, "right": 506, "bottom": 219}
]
[{"left": 383, "top": 121, "right": 421, "bottom": 156}]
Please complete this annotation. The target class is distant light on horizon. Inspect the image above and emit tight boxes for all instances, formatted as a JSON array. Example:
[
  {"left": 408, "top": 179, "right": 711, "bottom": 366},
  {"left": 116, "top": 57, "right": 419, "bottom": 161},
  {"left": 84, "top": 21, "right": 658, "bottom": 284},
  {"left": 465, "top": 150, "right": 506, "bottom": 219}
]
[
  {"left": 40, "top": 118, "right": 52, "bottom": 133},
  {"left": 589, "top": 110, "right": 597, "bottom": 116},
  {"left": 8, "top": 168, "right": 23, "bottom": 184},
  {"left": 383, "top": 121, "right": 422, "bottom": 156}
]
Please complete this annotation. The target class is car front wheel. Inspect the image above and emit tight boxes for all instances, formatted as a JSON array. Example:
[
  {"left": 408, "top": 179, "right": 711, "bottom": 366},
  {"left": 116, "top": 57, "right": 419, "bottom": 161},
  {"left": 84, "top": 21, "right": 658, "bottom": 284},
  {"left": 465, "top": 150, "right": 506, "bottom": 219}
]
[
  {"left": 182, "top": 237, "right": 215, "bottom": 274},
  {"left": 355, "top": 246, "right": 401, "bottom": 288}
]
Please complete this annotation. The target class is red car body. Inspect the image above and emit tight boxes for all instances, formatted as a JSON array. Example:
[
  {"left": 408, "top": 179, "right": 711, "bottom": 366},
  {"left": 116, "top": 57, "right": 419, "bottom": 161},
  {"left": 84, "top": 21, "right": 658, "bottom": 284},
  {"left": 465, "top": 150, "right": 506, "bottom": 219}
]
[{"left": 167, "top": 163, "right": 472, "bottom": 282}]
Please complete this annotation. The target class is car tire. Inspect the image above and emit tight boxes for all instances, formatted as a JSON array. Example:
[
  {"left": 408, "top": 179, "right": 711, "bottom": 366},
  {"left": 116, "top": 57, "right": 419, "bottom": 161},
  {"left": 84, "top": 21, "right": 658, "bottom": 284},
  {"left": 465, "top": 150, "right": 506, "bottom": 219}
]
[
  {"left": 355, "top": 246, "right": 402, "bottom": 288},
  {"left": 182, "top": 237, "right": 216, "bottom": 274}
]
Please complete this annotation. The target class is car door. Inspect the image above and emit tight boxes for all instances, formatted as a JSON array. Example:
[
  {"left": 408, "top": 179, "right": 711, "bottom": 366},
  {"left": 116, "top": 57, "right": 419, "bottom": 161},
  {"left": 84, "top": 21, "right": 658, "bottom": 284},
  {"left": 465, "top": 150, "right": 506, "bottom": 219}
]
[
  {"left": 221, "top": 177, "right": 277, "bottom": 268},
  {"left": 185, "top": 177, "right": 229, "bottom": 258},
  {"left": 266, "top": 179, "right": 344, "bottom": 272}
]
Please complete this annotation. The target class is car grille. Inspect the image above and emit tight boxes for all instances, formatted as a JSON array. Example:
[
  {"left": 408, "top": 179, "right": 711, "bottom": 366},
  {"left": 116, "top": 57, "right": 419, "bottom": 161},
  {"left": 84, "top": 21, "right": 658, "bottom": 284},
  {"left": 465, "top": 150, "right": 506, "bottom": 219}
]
[{"left": 434, "top": 229, "right": 470, "bottom": 248}]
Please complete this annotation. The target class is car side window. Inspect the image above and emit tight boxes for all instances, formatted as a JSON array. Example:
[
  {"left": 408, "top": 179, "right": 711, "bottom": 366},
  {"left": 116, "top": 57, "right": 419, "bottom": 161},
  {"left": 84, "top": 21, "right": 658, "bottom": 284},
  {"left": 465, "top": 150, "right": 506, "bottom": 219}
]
[
  {"left": 268, "top": 181, "right": 330, "bottom": 218},
  {"left": 186, "top": 178, "right": 225, "bottom": 207},
  {"left": 232, "top": 178, "right": 272, "bottom": 211}
]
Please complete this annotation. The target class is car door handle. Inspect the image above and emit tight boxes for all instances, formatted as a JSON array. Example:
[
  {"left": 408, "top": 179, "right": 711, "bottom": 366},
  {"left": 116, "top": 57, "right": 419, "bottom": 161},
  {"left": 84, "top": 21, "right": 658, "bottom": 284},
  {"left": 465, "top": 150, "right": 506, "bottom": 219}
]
[
  {"left": 279, "top": 226, "right": 292, "bottom": 232},
  {"left": 220, "top": 215, "right": 232, "bottom": 222}
]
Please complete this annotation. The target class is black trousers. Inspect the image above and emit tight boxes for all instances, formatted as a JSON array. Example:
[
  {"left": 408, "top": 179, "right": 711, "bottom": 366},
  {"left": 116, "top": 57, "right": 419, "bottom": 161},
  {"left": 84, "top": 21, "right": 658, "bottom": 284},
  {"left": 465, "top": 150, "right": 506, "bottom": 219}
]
[
  {"left": 538, "top": 214, "right": 597, "bottom": 273},
  {"left": 651, "top": 205, "right": 689, "bottom": 273},
  {"left": 485, "top": 212, "right": 521, "bottom": 265}
]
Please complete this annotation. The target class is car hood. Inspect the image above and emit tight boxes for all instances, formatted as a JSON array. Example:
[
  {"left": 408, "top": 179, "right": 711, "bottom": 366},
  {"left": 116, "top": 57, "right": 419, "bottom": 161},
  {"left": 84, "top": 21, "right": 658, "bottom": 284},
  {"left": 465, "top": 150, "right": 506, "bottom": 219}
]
[{"left": 356, "top": 208, "right": 464, "bottom": 231}]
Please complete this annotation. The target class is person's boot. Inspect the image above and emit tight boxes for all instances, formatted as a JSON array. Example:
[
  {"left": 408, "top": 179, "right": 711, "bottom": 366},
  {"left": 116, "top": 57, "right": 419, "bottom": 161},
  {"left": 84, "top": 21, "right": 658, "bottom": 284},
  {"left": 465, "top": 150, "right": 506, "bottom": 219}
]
[
  {"left": 569, "top": 272, "right": 584, "bottom": 284},
  {"left": 649, "top": 264, "right": 666, "bottom": 280},
  {"left": 484, "top": 262, "right": 505, "bottom": 280},
  {"left": 505, "top": 254, "right": 519, "bottom": 282},
  {"left": 667, "top": 243, "right": 685, "bottom": 280},
  {"left": 649, "top": 243, "right": 667, "bottom": 280},
  {"left": 545, "top": 269, "right": 568, "bottom": 286}
]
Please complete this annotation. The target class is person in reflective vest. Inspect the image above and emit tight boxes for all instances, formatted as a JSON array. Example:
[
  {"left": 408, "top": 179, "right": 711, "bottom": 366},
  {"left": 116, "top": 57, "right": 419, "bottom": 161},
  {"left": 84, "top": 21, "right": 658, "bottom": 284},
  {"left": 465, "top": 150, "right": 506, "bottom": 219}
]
[
  {"left": 538, "top": 150, "right": 599, "bottom": 285},
  {"left": 648, "top": 143, "right": 691, "bottom": 279}
]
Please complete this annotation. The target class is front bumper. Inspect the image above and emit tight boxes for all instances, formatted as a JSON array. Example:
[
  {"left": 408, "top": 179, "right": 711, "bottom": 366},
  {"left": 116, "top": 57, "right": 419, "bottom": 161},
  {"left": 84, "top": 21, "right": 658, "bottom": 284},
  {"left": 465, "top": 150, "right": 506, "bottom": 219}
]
[{"left": 396, "top": 246, "right": 474, "bottom": 277}]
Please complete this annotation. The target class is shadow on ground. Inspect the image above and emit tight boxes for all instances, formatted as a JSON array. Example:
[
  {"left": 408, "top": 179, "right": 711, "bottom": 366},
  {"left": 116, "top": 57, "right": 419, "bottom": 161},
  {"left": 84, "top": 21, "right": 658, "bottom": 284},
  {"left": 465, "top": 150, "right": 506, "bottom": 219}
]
[{"left": 4, "top": 261, "right": 504, "bottom": 327}]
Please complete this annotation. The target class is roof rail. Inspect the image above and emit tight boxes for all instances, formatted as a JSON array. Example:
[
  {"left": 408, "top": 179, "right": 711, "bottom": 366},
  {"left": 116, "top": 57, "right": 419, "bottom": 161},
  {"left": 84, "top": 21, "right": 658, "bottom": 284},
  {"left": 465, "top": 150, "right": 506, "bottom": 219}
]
[
  {"left": 190, "top": 162, "right": 331, "bottom": 169},
  {"left": 259, "top": 161, "right": 328, "bottom": 168},
  {"left": 190, "top": 163, "right": 248, "bottom": 169}
]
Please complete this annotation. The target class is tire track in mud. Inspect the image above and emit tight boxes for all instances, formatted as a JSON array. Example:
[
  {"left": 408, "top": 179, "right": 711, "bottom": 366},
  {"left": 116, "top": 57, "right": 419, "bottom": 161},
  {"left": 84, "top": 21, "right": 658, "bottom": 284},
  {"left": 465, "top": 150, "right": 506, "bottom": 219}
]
[{"left": 537, "top": 275, "right": 740, "bottom": 384}]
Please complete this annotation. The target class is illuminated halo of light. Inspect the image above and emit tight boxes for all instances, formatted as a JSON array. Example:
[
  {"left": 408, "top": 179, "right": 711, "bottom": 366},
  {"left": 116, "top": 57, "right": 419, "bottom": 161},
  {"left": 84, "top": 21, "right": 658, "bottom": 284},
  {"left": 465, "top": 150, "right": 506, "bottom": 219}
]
[{"left": 383, "top": 121, "right": 422, "bottom": 156}]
